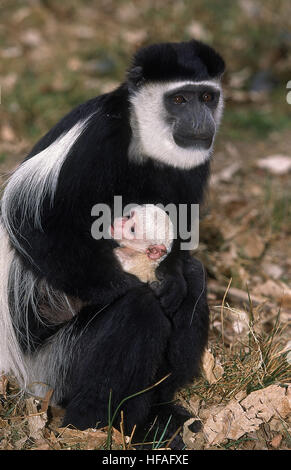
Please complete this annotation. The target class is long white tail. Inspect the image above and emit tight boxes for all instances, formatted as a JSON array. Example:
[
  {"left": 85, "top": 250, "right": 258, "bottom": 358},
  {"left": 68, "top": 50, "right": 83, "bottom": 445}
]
[{"left": 0, "top": 222, "right": 29, "bottom": 386}]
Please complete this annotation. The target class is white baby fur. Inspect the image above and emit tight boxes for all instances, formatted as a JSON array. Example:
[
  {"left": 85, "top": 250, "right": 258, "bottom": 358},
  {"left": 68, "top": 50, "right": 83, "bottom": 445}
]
[
  {"left": 1, "top": 117, "right": 91, "bottom": 262},
  {"left": 132, "top": 204, "right": 174, "bottom": 252},
  {"left": 129, "top": 80, "right": 223, "bottom": 169}
]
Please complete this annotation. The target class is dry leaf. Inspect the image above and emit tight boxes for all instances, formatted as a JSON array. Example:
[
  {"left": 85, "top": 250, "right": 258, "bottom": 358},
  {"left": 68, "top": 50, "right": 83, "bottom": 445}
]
[
  {"left": 202, "top": 385, "right": 291, "bottom": 445},
  {"left": 255, "top": 280, "right": 291, "bottom": 305},
  {"left": 202, "top": 349, "right": 224, "bottom": 384},
  {"left": 228, "top": 309, "right": 250, "bottom": 335},
  {"left": 187, "top": 396, "right": 202, "bottom": 415},
  {"left": 56, "top": 426, "right": 125, "bottom": 450},
  {"left": 102, "top": 426, "right": 124, "bottom": 447},
  {"left": 235, "top": 390, "right": 247, "bottom": 401},
  {"left": 203, "top": 400, "right": 261, "bottom": 445},
  {"left": 32, "top": 441, "right": 51, "bottom": 450},
  {"left": 14, "top": 437, "right": 28, "bottom": 450},
  {"left": 0, "top": 72, "right": 17, "bottom": 90},
  {"left": 25, "top": 398, "right": 47, "bottom": 440},
  {"left": 270, "top": 434, "right": 282, "bottom": 448},
  {"left": 269, "top": 417, "right": 285, "bottom": 433},
  {"left": 183, "top": 418, "right": 204, "bottom": 450},
  {"left": 0, "top": 417, "right": 8, "bottom": 429},
  {"left": 228, "top": 68, "right": 251, "bottom": 88},
  {"left": 257, "top": 155, "right": 291, "bottom": 175},
  {"left": 186, "top": 22, "right": 211, "bottom": 42},
  {"left": 67, "top": 57, "right": 82, "bottom": 71},
  {"left": 57, "top": 427, "right": 107, "bottom": 449},
  {"left": 262, "top": 263, "right": 284, "bottom": 280},
  {"left": 241, "top": 384, "right": 291, "bottom": 422},
  {"left": 236, "top": 232, "right": 265, "bottom": 259},
  {"left": 72, "top": 25, "right": 95, "bottom": 39},
  {"left": 40, "top": 389, "right": 53, "bottom": 413},
  {"left": 48, "top": 405, "right": 65, "bottom": 429},
  {"left": 122, "top": 30, "right": 147, "bottom": 45},
  {"left": 209, "top": 282, "right": 273, "bottom": 312},
  {"left": 2, "top": 46, "right": 22, "bottom": 58},
  {"left": 211, "top": 162, "right": 241, "bottom": 185},
  {"left": 45, "top": 431, "right": 62, "bottom": 450},
  {"left": 20, "top": 29, "right": 42, "bottom": 47},
  {"left": 224, "top": 89, "right": 267, "bottom": 103},
  {"left": 0, "top": 375, "right": 8, "bottom": 397},
  {"left": 116, "top": 4, "right": 139, "bottom": 21},
  {"left": 1, "top": 125, "right": 16, "bottom": 143}
]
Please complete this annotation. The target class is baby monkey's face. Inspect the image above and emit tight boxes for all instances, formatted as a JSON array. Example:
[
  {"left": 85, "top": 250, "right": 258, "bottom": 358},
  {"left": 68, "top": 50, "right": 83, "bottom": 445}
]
[
  {"left": 111, "top": 209, "right": 167, "bottom": 261},
  {"left": 111, "top": 210, "right": 145, "bottom": 249}
]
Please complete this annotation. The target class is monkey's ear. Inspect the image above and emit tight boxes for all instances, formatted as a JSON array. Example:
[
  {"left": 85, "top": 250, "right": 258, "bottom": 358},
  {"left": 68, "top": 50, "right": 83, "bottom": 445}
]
[{"left": 127, "top": 66, "right": 145, "bottom": 92}]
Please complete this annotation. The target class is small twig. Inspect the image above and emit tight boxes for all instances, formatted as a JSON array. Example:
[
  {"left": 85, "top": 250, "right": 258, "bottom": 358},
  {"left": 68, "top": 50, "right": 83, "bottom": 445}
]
[
  {"left": 128, "top": 424, "right": 136, "bottom": 448},
  {"left": 40, "top": 388, "right": 53, "bottom": 413},
  {"left": 209, "top": 281, "right": 276, "bottom": 312},
  {"left": 120, "top": 410, "right": 127, "bottom": 450},
  {"left": 221, "top": 278, "right": 232, "bottom": 347},
  {"left": 4, "top": 411, "right": 47, "bottom": 422},
  {"left": 165, "top": 426, "right": 182, "bottom": 449}
]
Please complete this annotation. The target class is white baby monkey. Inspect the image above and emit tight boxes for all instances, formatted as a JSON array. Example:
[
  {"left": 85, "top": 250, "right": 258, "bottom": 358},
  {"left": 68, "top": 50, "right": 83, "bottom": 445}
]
[{"left": 111, "top": 204, "right": 174, "bottom": 283}]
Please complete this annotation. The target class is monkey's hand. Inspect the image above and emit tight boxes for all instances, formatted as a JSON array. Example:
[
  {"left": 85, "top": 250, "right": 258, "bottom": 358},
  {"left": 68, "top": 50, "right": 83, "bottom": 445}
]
[{"left": 151, "top": 255, "right": 187, "bottom": 316}]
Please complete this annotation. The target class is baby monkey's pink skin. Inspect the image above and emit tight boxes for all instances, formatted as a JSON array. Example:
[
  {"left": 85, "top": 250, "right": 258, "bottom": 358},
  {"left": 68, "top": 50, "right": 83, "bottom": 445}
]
[{"left": 111, "top": 206, "right": 171, "bottom": 282}]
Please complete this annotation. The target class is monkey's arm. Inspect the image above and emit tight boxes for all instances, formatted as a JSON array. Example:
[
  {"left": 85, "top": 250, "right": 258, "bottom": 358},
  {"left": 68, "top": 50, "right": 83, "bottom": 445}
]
[
  {"left": 3, "top": 89, "right": 142, "bottom": 305},
  {"left": 152, "top": 248, "right": 189, "bottom": 315},
  {"left": 17, "top": 226, "right": 142, "bottom": 306}
]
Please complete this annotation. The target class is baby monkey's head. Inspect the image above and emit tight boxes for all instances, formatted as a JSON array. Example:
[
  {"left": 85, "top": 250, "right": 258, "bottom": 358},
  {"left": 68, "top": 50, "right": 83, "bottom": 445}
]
[
  {"left": 111, "top": 205, "right": 174, "bottom": 282},
  {"left": 111, "top": 204, "right": 174, "bottom": 260}
]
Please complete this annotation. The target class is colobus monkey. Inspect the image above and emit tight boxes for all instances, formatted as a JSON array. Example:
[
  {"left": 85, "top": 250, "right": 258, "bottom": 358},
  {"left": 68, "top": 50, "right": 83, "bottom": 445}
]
[
  {"left": 112, "top": 204, "right": 174, "bottom": 282},
  {"left": 0, "top": 40, "right": 224, "bottom": 440}
]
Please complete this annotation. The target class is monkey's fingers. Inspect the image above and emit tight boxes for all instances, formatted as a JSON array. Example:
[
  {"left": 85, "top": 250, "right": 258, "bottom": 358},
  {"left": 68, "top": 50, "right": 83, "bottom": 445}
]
[{"left": 151, "top": 273, "right": 187, "bottom": 316}]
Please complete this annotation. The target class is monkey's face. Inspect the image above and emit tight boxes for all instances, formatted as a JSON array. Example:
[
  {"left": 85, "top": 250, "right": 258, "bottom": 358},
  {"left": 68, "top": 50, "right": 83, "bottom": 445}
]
[
  {"left": 163, "top": 84, "right": 220, "bottom": 151},
  {"left": 111, "top": 210, "right": 150, "bottom": 252},
  {"left": 112, "top": 211, "right": 167, "bottom": 262},
  {"left": 111, "top": 205, "right": 174, "bottom": 256},
  {"left": 129, "top": 80, "right": 223, "bottom": 169}
]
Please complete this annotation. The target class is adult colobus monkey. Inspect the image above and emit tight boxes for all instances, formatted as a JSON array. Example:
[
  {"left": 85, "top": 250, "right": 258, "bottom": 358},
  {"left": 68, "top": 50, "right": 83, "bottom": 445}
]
[{"left": 0, "top": 40, "right": 224, "bottom": 441}]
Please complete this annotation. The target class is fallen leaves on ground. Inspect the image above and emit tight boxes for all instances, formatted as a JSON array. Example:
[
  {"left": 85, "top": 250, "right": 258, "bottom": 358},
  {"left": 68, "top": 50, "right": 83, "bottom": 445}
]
[
  {"left": 202, "top": 349, "right": 224, "bottom": 384},
  {"left": 183, "top": 384, "right": 291, "bottom": 449},
  {"left": 256, "top": 155, "right": 291, "bottom": 175}
]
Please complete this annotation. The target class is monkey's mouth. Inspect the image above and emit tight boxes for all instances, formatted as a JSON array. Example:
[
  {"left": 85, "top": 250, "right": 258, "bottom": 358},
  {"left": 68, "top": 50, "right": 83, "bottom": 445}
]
[{"left": 173, "top": 133, "right": 213, "bottom": 150}]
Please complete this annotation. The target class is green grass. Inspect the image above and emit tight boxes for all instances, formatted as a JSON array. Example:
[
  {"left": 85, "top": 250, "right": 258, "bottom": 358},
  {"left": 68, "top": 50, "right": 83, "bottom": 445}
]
[
  {"left": 222, "top": 436, "right": 256, "bottom": 450},
  {"left": 222, "top": 107, "right": 291, "bottom": 140},
  {"left": 0, "top": 0, "right": 290, "bottom": 146},
  {"left": 262, "top": 177, "right": 291, "bottom": 232},
  {"left": 187, "top": 314, "right": 290, "bottom": 405},
  {"left": 0, "top": 153, "right": 8, "bottom": 164}
]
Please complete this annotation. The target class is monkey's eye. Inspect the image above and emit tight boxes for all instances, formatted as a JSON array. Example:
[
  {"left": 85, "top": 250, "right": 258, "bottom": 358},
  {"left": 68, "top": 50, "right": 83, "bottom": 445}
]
[
  {"left": 201, "top": 92, "right": 213, "bottom": 103},
  {"left": 173, "top": 95, "right": 186, "bottom": 104}
]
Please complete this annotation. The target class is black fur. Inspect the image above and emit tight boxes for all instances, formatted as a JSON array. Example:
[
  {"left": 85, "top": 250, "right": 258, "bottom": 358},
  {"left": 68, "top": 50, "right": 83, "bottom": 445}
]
[
  {"left": 61, "top": 258, "right": 209, "bottom": 442},
  {"left": 128, "top": 40, "right": 225, "bottom": 87},
  {"left": 12, "top": 82, "right": 210, "bottom": 307},
  {"left": 3, "top": 40, "right": 224, "bottom": 444}
]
